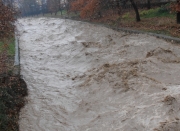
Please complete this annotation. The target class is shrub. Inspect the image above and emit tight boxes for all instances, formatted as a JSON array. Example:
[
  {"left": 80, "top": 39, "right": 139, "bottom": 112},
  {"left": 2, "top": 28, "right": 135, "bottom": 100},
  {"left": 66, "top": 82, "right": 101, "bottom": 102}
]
[
  {"left": 140, "top": 6, "right": 175, "bottom": 18},
  {"left": 0, "top": 77, "right": 28, "bottom": 131}
]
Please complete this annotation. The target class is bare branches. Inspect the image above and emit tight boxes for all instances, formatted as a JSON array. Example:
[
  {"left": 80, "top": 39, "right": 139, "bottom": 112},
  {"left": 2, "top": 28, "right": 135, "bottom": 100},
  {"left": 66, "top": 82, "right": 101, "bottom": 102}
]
[{"left": 0, "top": 1, "right": 17, "bottom": 40}]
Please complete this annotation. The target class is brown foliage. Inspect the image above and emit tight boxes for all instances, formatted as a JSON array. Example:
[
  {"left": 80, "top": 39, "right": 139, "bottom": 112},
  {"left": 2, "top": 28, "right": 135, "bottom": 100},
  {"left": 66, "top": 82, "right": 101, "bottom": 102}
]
[
  {"left": 47, "top": 0, "right": 59, "bottom": 14},
  {"left": 70, "top": 0, "right": 86, "bottom": 11},
  {"left": 80, "top": 0, "right": 100, "bottom": 18},
  {"left": 171, "top": 1, "right": 180, "bottom": 12},
  {"left": 176, "top": 2, "right": 180, "bottom": 12},
  {"left": 0, "top": 2, "right": 17, "bottom": 40},
  {"left": 70, "top": 0, "right": 137, "bottom": 20},
  {"left": 70, "top": 0, "right": 112, "bottom": 18}
]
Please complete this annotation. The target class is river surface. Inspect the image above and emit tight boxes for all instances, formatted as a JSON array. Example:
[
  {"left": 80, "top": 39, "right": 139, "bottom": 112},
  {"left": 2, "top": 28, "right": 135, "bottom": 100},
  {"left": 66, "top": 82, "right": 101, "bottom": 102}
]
[{"left": 17, "top": 17, "right": 180, "bottom": 131}]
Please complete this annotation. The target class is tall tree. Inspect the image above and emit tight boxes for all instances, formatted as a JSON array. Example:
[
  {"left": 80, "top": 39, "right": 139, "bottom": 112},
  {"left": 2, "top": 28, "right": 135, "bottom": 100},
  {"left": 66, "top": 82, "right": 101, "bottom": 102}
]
[
  {"left": 20, "top": 0, "right": 39, "bottom": 16},
  {"left": 147, "top": 0, "right": 151, "bottom": 9},
  {"left": 177, "top": 0, "right": 180, "bottom": 24},
  {"left": 47, "top": 0, "right": 59, "bottom": 15},
  {"left": 41, "top": 0, "right": 48, "bottom": 16},
  {"left": 171, "top": 0, "right": 180, "bottom": 24},
  {"left": 58, "top": 0, "right": 63, "bottom": 16},
  {"left": 129, "top": 0, "right": 140, "bottom": 22}
]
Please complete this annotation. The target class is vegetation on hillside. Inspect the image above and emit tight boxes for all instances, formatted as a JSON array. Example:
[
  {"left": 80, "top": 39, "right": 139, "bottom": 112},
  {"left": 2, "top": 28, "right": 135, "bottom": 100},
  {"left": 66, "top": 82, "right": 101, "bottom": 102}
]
[
  {"left": 0, "top": 77, "right": 27, "bottom": 131},
  {"left": 0, "top": 1, "right": 28, "bottom": 131}
]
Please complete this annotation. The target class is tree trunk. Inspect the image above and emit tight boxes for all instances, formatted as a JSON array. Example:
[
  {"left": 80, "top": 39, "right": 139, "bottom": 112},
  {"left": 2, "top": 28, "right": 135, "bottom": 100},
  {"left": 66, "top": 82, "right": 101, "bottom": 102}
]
[
  {"left": 177, "top": 0, "right": 180, "bottom": 24},
  {"left": 177, "top": 12, "right": 180, "bottom": 24},
  {"left": 116, "top": 0, "right": 121, "bottom": 16},
  {"left": 59, "top": 0, "right": 62, "bottom": 16},
  {"left": 147, "top": 0, "right": 151, "bottom": 9},
  {"left": 98, "top": 11, "right": 102, "bottom": 18},
  {"left": 129, "top": 0, "right": 140, "bottom": 22}
]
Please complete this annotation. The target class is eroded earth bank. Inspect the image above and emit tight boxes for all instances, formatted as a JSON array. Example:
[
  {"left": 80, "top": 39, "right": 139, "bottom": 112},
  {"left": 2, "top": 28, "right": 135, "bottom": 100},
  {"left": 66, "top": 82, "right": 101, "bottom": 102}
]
[{"left": 17, "top": 18, "right": 180, "bottom": 131}]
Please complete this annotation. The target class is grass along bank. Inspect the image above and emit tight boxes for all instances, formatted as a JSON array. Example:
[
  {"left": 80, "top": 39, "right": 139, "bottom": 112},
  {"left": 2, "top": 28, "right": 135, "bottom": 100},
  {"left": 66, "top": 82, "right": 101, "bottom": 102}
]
[
  {"left": 0, "top": 39, "right": 16, "bottom": 75},
  {"left": 85, "top": 5, "right": 179, "bottom": 37},
  {"left": 110, "top": 6, "right": 179, "bottom": 38},
  {"left": 0, "top": 39, "right": 15, "bottom": 56}
]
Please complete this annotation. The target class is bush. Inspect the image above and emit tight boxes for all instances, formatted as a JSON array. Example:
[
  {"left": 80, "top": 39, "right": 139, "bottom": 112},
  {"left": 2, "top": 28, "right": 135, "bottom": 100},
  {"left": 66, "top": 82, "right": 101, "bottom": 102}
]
[
  {"left": 0, "top": 77, "right": 28, "bottom": 131},
  {"left": 140, "top": 6, "right": 175, "bottom": 18},
  {"left": 158, "top": 4, "right": 170, "bottom": 13}
]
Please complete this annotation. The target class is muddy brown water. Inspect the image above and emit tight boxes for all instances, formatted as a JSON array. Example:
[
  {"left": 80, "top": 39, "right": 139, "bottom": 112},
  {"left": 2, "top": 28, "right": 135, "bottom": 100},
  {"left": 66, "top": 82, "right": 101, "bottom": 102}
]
[{"left": 17, "top": 18, "right": 180, "bottom": 131}]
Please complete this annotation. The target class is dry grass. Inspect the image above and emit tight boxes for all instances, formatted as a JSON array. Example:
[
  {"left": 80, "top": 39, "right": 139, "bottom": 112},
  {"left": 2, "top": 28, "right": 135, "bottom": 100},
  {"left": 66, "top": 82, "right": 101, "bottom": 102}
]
[{"left": 120, "top": 17, "right": 180, "bottom": 37}]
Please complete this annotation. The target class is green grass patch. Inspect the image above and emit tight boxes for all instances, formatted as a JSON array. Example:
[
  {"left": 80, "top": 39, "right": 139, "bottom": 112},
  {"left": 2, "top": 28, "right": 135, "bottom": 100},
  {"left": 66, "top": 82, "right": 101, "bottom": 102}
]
[
  {"left": 7, "top": 40, "right": 15, "bottom": 56},
  {"left": 0, "top": 39, "right": 15, "bottom": 56},
  {"left": 140, "top": 7, "right": 175, "bottom": 18},
  {"left": 57, "top": 10, "right": 68, "bottom": 15}
]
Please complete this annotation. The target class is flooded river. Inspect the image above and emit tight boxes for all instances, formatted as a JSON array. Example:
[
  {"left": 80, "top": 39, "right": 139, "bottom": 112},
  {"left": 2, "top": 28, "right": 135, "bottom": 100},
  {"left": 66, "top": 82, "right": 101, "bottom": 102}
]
[{"left": 17, "top": 18, "right": 180, "bottom": 131}]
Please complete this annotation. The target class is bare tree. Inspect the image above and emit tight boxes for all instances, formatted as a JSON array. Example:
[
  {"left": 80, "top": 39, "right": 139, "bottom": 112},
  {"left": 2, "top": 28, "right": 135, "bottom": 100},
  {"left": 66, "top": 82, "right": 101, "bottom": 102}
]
[
  {"left": 47, "top": 0, "right": 59, "bottom": 15},
  {"left": 20, "top": 0, "right": 40, "bottom": 16},
  {"left": 147, "top": 0, "right": 151, "bottom": 9},
  {"left": 129, "top": 0, "right": 141, "bottom": 22},
  {"left": 177, "top": 0, "right": 180, "bottom": 24}
]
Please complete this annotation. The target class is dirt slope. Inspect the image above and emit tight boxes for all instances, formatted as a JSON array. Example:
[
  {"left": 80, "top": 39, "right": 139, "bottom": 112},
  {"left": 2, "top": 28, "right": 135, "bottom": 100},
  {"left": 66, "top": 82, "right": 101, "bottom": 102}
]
[{"left": 17, "top": 17, "right": 180, "bottom": 131}]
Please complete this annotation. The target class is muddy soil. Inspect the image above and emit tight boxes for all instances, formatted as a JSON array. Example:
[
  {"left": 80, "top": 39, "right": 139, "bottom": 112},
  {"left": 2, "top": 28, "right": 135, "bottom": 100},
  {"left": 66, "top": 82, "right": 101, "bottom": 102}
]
[{"left": 17, "top": 18, "right": 180, "bottom": 131}]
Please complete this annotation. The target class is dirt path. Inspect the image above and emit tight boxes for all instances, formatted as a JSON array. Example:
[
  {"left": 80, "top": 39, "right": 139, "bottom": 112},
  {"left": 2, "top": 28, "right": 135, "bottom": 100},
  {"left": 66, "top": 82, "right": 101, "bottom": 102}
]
[{"left": 17, "top": 17, "right": 180, "bottom": 131}]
